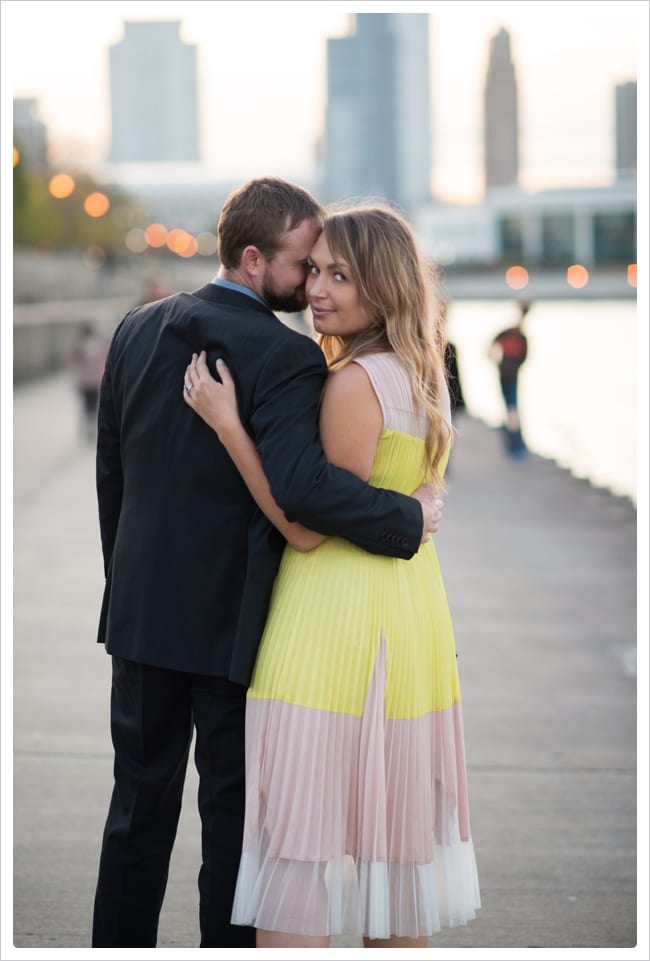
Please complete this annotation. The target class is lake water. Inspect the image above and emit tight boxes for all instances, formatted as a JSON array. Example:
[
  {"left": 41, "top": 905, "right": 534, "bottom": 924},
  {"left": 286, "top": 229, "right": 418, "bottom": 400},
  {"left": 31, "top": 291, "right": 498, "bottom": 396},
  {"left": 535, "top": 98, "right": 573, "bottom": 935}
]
[{"left": 446, "top": 299, "right": 639, "bottom": 504}]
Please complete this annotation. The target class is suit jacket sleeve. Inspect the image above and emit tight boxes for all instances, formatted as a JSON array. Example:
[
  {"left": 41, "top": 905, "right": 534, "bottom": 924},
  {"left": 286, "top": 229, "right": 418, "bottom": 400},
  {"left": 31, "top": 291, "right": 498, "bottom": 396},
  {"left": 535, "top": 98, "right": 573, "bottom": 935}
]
[
  {"left": 249, "top": 334, "right": 423, "bottom": 559},
  {"left": 96, "top": 334, "right": 124, "bottom": 576}
]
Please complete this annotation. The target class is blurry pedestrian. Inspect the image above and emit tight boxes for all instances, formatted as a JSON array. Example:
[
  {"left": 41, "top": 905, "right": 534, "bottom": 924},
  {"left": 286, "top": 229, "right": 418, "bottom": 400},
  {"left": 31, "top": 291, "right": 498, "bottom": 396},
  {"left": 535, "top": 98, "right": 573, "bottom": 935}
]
[
  {"left": 133, "top": 270, "right": 172, "bottom": 307},
  {"left": 489, "top": 300, "right": 530, "bottom": 457},
  {"left": 143, "top": 271, "right": 171, "bottom": 302},
  {"left": 445, "top": 340, "right": 465, "bottom": 417},
  {"left": 439, "top": 299, "right": 464, "bottom": 477},
  {"left": 68, "top": 322, "right": 107, "bottom": 442},
  {"left": 440, "top": 299, "right": 465, "bottom": 420}
]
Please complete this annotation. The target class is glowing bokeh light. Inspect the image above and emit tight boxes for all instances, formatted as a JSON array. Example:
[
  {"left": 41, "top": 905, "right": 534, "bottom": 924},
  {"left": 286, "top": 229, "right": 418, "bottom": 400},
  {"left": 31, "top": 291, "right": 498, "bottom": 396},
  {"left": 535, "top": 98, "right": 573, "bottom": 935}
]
[
  {"left": 83, "top": 192, "right": 110, "bottom": 217},
  {"left": 627, "top": 264, "right": 637, "bottom": 288},
  {"left": 166, "top": 228, "right": 198, "bottom": 257},
  {"left": 144, "top": 223, "right": 168, "bottom": 247},
  {"left": 177, "top": 235, "right": 198, "bottom": 258},
  {"left": 48, "top": 173, "right": 75, "bottom": 199},
  {"left": 197, "top": 232, "right": 218, "bottom": 256},
  {"left": 567, "top": 264, "right": 589, "bottom": 288},
  {"left": 13, "top": 147, "right": 20, "bottom": 167},
  {"left": 125, "top": 228, "right": 147, "bottom": 253},
  {"left": 505, "top": 265, "right": 529, "bottom": 290}
]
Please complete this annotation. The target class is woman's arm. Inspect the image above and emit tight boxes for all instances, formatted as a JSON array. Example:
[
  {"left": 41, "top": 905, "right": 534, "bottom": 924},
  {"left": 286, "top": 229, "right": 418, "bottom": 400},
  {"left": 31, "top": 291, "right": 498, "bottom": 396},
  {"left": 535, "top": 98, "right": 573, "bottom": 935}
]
[
  {"left": 317, "top": 362, "right": 383, "bottom": 481},
  {"left": 183, "top": 352, "right": 325, "bottom": 552}
]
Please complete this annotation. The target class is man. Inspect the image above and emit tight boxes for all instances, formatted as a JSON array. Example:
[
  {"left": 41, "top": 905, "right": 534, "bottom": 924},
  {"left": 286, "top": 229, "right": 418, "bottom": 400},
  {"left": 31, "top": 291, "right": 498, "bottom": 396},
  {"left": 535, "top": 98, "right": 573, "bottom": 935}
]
[
  {"left": 92, "top": 177, "right": 443, "bottom": 948},
  {"left": 489, "top": 300, "right": 530, "bottom": 456}
]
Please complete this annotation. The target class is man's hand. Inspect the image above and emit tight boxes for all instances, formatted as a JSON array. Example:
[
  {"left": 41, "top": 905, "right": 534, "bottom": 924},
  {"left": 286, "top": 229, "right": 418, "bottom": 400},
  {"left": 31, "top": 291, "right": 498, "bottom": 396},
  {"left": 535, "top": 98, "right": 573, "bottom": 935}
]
[{"left": 411, "top": 484, "right": 444, "bottom": 543}]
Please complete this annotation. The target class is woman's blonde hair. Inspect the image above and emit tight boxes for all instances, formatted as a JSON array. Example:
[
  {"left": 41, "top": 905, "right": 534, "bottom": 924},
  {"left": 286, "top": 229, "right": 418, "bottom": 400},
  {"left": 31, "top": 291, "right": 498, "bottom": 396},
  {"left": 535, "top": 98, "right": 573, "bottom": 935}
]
[{"left": 317, "top": 202, "right": 452, "bottom": 492}]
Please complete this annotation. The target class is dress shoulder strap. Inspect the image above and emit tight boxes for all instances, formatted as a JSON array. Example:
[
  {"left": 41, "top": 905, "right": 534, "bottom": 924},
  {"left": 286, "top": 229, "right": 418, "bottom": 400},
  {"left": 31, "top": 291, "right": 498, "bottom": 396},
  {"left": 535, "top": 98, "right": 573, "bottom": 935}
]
[{"left": 353, "top": 353, "right": 428, "bottom": 438}]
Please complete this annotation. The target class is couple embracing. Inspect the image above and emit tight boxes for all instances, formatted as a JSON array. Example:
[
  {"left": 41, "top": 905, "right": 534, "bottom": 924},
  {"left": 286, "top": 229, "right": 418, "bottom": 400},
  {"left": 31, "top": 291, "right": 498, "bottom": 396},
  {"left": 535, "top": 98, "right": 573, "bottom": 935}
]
[{"left": 92, "top": 177, "right": 480, "bottom": 949}]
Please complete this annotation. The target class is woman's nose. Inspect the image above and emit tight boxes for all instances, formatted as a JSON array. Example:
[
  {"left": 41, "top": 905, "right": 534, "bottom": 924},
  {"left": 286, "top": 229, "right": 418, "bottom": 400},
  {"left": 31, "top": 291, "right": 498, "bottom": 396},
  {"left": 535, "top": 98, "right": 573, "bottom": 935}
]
[{"left": 309, "top": 275, "right": 325, "bottom": 298}]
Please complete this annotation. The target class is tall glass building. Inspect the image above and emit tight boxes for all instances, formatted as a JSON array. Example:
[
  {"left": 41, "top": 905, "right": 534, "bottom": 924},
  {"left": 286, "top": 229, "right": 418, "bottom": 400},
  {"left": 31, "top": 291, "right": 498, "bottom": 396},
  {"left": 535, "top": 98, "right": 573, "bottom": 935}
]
[
  {"left": 324, "top": 13, "right": 432, "bottom": 213},
  {"left": 109, "top": 20, "right": 199, "bottom": 164}
]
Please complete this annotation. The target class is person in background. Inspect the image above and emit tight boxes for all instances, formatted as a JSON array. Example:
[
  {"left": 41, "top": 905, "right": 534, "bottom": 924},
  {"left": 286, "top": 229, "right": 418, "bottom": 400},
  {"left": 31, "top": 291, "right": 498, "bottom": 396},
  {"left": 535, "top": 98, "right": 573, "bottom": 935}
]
[
  {"left": 489, "top": 300, "right": 530, "bottom": 457},
  {"left": 68, "top": 322, "right": 107, "bottom": 442},
  {"left": 440, "top": 299, "right": 466, "bottom": 421},
  {"left": 92, "top": 178, "right": 444, "bottom": 949},
  {"left": 183, "top": 202, "right": 480, "bottom": 948},
  {"left": 445, "top": 339, "right": 465, "bottom": 417}
]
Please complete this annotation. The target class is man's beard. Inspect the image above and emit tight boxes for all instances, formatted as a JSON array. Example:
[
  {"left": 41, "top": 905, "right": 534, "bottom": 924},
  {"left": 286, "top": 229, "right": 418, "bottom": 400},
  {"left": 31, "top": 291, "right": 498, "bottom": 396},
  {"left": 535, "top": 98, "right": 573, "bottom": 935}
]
[{"left": 262, "top": 277, "right": 308, "bottom": 314}]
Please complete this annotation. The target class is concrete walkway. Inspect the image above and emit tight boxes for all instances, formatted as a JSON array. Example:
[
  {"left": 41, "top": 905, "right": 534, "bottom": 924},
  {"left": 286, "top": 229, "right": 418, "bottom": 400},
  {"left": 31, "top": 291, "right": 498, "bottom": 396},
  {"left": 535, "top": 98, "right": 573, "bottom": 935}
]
[{"left": 9, "top": 372, "right": 642, "bottom": 956}]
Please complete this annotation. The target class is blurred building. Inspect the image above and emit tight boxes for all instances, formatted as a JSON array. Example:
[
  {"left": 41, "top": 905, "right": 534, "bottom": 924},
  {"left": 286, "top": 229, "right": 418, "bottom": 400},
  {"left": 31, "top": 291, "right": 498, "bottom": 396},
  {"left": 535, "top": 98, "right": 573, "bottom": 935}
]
[
  {"left": 615, "top": 81, "right": 637, "bottom": 180},
  {"left": 483, "top": 27, "right": 519, "bottom": 192},
  {"left": 323, "top": 12, "right": 432, "bottom": 213},
  {"left": 109, "top": 20, "right": 200, "bottom": 164},
  {"left": 13, "top": 98, "right": 48, "bottom": 171},
  {"left": 415, "top": 180, "right": 636, "bottom": 269}
]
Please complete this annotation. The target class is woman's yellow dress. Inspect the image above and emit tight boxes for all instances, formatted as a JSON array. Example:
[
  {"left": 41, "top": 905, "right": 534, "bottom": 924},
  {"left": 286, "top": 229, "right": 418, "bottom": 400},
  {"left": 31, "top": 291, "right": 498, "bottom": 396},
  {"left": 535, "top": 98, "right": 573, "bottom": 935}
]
[{"left": 231, "top": 352, "right": 480, "bottom": 939}]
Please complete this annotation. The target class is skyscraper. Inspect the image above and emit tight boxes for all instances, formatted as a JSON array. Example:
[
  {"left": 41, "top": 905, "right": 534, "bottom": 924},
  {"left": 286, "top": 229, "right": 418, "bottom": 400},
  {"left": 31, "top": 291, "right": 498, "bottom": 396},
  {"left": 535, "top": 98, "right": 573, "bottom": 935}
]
[
  {"left": 615, "top": 81, "right": 637, "bottom": 179},
  {"left": 324, "top": 13, "right": 432, "bottom": 213},
  {"left": 109, "top": 21, "right": 199, "bottom": 164},
  {"left": 483, "top": 27, "right": 519, "bottom": 191}
]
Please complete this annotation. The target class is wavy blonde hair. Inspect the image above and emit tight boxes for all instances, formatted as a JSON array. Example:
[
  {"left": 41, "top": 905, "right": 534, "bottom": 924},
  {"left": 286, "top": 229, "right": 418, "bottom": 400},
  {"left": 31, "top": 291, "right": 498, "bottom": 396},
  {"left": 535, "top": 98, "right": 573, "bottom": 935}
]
[{"left": 317, "top": 203, "right": 452, "bottom": 492}]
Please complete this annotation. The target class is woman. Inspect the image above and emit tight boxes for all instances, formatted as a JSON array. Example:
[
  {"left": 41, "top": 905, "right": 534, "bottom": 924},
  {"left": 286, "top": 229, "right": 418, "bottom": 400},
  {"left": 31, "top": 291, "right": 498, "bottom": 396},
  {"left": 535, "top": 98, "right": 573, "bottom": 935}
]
[{"left": 183, "top": 203, "right": 480, "bottom": 947}]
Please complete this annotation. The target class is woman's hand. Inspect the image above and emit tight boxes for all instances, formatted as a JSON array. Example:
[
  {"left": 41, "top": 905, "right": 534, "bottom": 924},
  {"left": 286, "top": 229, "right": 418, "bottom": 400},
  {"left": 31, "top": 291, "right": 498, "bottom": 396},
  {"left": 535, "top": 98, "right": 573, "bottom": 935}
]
[
  {"left": 183, "top": 351, "right": 324, "bottom": 551},
  {"left": 411, "top": 483, "right": 444, "bottom": 542},
  {"left": 183, "top": 351, "right": 243, "bottom": 442}
]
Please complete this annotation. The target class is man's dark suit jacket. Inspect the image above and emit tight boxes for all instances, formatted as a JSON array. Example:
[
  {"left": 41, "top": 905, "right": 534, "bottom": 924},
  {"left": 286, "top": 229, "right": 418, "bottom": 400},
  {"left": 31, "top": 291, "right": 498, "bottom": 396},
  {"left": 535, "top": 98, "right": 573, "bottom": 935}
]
[{"left": 96, "top": 283, "right": 423, "bottom": 686}]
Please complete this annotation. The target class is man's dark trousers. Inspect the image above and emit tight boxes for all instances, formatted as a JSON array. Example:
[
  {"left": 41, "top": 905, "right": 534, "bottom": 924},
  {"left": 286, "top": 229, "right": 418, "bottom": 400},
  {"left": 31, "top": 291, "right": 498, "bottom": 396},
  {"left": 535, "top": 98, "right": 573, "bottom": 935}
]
[{"left": 91, "top": 656, "right": 255, "bottom": 948}]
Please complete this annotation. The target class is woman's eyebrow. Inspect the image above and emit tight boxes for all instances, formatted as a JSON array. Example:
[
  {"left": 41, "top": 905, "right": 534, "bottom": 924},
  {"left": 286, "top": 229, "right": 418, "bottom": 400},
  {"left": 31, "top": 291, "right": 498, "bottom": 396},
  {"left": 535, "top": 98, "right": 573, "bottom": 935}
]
[{"left": 310, "top": 257, "right": 348, "bottom": 271}]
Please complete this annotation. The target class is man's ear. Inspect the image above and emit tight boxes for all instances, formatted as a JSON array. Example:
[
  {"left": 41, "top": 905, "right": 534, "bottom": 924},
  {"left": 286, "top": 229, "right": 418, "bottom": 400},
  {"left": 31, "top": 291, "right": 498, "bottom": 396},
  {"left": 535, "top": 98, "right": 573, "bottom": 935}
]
[{"left": 240, "top": 245, "right": 263, "bottom": 277}]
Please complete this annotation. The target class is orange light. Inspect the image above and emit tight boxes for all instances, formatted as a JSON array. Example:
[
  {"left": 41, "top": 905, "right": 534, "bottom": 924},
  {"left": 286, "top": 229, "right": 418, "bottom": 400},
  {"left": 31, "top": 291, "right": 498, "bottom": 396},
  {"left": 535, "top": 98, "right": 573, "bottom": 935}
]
[
  {"left": 144, "top": 223, "right": 168, "bottom": 247},
  {"left": 627, "top": 264, "right": 637, "bottom": 288},
  {"left": 48, "top": 173, "right": 75, "bottom": 199},
  {"left": 166, "top": 228, "right": 197, "bottom": 257},
  {"left": 83, "top": 192, "right": 110, "bottom": 218},
  {"left": 505, "top": 266, "right": 529, "bottom": 290},
  {"left": 166, "top": 228, "right": 187, "bottom": 253},
  {"left": 567, "top": 265, "right": 589, "bottom": 289},
  {"left": 178, "top": 234, "right": 198, "bottom": 258},
  {"left": 13, "top": 147, "right": 20, "bottom": 167}
]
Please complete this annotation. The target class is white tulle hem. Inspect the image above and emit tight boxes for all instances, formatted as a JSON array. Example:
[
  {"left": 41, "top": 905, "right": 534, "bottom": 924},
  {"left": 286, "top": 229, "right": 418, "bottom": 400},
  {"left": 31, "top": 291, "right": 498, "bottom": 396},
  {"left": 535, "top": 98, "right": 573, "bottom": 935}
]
[{"left": 231, "top": 838, "right": 481, "bottom": 939}]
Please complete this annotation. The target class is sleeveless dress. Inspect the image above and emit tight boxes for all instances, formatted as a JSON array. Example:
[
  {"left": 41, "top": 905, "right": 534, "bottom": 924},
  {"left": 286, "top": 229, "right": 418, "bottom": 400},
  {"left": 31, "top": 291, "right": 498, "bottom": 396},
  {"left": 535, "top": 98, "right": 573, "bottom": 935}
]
[{"left": 231, "top": 352, "right": 480, "bottom": 939}]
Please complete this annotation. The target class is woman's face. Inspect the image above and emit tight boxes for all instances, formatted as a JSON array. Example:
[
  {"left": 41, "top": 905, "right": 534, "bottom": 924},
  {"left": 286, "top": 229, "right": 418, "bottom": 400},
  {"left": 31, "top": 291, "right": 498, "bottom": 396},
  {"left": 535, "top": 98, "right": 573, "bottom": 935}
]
[{"left": 306, "top": 233, "right": 373, "bottom": 338}]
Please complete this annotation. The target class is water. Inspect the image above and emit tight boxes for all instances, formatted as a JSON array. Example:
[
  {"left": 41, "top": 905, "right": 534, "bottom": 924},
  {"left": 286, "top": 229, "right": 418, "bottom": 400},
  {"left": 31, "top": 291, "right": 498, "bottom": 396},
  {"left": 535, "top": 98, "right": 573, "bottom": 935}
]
[{"left": 446, "top": 299, "right": 638, "bottom": 504}]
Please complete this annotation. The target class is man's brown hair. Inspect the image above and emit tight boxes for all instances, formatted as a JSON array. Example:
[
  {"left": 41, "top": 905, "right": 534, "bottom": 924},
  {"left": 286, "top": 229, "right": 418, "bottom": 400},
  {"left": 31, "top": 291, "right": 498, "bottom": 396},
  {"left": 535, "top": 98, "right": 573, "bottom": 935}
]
[{"left": 217, "top": 177, "right": 323, "bottom": 268}]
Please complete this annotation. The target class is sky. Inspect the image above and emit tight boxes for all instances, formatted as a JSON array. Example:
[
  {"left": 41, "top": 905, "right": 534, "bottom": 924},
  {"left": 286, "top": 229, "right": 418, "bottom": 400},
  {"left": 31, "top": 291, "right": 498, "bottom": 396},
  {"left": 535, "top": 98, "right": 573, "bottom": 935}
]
[{"left": 2, "top": 0, "right": 647, "bottom": 203}]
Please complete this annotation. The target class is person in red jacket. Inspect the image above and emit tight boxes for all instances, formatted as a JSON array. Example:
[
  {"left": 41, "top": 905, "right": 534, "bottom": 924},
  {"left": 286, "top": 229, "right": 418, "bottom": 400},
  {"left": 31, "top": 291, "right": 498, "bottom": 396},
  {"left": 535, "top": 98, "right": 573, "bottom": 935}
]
[{"left": 489, "top": 300, "right": 530, "bottom": 457}]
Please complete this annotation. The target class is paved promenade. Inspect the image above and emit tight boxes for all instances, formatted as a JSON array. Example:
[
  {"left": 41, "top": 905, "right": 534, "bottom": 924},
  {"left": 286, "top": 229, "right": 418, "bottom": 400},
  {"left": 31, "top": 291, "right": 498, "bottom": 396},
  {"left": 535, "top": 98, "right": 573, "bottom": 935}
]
[{"left": 10, "top": 371, "right": 642, "bottom": 956}]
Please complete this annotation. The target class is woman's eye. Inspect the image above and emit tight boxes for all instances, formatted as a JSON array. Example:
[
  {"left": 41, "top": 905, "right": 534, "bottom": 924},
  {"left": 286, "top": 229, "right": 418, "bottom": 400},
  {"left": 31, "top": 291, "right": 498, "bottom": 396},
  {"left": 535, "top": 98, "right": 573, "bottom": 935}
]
[
  {"left": 308, "top": 265, "right": 318, "bottom": 276},
  {"left": 334, "top": 272, "right": 346, "bottom": 282}
]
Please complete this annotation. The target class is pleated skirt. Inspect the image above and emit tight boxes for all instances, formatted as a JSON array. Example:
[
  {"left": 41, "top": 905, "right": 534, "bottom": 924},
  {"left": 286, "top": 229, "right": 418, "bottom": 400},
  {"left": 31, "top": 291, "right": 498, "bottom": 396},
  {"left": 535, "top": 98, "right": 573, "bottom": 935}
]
[{"left": 231, "top": 536, "right": 481, "bottom": 939}]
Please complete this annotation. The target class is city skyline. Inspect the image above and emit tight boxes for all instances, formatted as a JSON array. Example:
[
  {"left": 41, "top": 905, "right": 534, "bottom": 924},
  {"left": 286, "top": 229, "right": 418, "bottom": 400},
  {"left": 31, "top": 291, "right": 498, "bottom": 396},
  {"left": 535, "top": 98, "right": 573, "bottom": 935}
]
[{"left": 3, "top": 1, "right": 646, "bottom": 204}]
